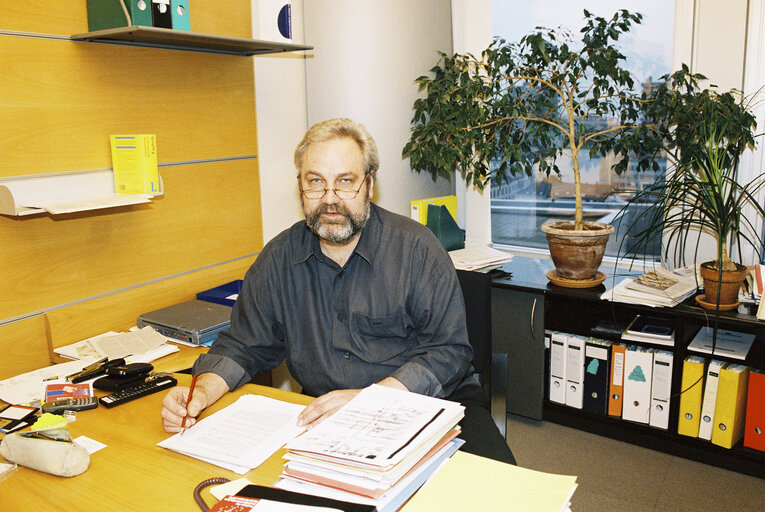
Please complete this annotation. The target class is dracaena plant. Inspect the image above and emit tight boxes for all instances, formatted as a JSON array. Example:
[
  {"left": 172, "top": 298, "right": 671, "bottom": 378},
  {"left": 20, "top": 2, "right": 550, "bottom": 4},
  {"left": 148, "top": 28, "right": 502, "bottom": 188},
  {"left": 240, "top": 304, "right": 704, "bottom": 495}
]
[
  {"left": 620, "top": 66, "right": 765, "bottom": 272},
  {"left": 403, "top": 9, "right": 663, "bottom": 231}
]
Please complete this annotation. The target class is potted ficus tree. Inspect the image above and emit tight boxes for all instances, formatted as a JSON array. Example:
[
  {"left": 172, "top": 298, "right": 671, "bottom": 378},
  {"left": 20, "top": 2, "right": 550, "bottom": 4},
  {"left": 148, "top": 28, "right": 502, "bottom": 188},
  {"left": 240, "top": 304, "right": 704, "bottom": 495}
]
[
  {"left": 620, "top": 66, "right": 765, "bottom": 310},
  {"left": 403, "top": 9, "right": 662, "bottom": 287}
]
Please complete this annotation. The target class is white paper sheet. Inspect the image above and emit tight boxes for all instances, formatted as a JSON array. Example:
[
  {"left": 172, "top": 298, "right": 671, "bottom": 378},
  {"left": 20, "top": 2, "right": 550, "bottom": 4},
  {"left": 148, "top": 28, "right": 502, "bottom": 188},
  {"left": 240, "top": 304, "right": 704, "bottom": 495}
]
[
  {"left": 0, "top": 359, "right": 97, "bottom": 404},
  {"left": 157, "top": 394, "right": 306, "bottom": 474}
]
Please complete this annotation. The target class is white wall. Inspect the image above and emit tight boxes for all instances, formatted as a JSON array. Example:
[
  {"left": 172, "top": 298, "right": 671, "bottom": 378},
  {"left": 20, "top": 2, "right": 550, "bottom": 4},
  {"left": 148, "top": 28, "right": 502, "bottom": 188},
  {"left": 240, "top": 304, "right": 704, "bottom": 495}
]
[
  {"left": 252, "top": 1, "right": 309, "bottom": 243},
  {"left": 302, "top": 0, "right": 454, "bottom": 216}
]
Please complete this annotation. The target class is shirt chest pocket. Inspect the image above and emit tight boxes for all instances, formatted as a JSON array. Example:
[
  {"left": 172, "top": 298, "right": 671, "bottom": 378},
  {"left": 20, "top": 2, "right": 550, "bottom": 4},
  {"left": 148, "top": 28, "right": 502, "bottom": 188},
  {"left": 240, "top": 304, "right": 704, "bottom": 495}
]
[{"left": 349, "top": 309, "right": 414, "bottom": 364}]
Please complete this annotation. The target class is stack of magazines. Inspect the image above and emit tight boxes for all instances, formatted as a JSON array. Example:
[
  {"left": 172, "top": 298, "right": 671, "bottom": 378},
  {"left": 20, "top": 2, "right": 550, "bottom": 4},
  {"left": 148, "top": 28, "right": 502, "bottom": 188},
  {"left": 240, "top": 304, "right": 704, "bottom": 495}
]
[
  {"left": 602, "top": 267, "right": 698, "bottom": 307},
  {"left": 275, "top": 385, "right": 465, "bottom": 512}
]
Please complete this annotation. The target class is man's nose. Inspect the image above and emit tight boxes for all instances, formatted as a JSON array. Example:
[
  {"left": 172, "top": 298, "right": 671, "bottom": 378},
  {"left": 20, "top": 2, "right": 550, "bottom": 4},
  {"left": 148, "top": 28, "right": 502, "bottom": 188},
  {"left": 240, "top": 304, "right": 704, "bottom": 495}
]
[{"left": 322, "top": 188, "right": 341, "bottom": 204}]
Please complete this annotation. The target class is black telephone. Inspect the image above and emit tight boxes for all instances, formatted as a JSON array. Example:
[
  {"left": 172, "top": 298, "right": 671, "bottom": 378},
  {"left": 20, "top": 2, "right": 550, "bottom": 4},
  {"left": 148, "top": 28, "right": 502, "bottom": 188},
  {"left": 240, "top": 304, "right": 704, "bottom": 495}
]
[{"left": 94, "top": 363, "right": 153, "bottom": 391}]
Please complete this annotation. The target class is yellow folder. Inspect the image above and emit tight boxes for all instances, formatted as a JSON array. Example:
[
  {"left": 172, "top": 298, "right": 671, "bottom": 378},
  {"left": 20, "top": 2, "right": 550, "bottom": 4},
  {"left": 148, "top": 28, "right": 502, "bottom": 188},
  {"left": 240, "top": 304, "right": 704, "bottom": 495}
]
[
  {"left": 677, "top": 355, "right": 707, "bottom": 438},
  {"left": 711, "top": 363, "right": 750, "bottom": 449},
  {"left": 401, "top": 451, "right": 577, "bottom": 512},
  {"left": 410, "top": 195, "right": 457, "bottom": 225}
]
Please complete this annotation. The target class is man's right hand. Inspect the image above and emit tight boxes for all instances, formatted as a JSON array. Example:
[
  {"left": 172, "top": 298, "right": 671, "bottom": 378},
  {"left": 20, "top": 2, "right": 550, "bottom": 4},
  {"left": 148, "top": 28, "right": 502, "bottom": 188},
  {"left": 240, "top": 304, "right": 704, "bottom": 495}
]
[{"left": 160, "top": 372, "right": 228, "bottom": 432}]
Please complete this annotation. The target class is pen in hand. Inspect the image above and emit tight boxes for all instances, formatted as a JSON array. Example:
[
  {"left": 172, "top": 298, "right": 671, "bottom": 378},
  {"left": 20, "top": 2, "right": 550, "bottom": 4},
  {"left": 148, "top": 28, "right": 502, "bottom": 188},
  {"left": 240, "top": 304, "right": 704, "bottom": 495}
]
[{"left": 180, "top": 373, "right": 198, "bottom": 436}]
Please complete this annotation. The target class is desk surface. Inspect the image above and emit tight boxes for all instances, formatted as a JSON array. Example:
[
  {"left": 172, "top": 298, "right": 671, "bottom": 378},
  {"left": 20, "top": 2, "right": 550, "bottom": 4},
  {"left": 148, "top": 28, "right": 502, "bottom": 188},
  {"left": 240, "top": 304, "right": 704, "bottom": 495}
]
[{"left": 0, "top": 374, "right": 313, "bottom": 511}]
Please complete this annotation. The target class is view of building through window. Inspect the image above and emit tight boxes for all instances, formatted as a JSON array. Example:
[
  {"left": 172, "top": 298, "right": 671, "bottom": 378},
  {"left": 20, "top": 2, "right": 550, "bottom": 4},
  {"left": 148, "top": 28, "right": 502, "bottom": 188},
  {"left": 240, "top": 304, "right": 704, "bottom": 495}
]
[{"left": 490, "top": 1, "right": 674, "bottom": 261}]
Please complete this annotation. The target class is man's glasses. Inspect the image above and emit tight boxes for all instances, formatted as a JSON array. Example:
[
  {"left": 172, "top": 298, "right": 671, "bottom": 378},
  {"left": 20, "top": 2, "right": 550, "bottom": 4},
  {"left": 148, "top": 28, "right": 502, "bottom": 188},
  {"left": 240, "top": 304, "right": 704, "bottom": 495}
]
[{"left": 301, "top": 176, "right": 368, "bottom": 200}]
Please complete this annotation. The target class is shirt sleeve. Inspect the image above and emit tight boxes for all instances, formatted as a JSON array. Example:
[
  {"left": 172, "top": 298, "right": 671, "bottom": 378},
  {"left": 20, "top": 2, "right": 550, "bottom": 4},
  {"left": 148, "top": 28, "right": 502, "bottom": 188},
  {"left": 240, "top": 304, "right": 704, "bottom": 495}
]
[
  {"left": 389, "top": 242, "right": 474, "bottom": 398},
  {"left": 193, "top": 251, "right": 287, "bottom": 391}
]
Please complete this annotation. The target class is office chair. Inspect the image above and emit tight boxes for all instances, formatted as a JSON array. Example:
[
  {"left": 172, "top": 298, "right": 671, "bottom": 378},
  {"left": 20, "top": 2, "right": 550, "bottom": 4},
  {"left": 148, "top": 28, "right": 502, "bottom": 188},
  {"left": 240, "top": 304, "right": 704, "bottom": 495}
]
[{"left": 456, "top": 269, "right": 508, "bottom": 439}]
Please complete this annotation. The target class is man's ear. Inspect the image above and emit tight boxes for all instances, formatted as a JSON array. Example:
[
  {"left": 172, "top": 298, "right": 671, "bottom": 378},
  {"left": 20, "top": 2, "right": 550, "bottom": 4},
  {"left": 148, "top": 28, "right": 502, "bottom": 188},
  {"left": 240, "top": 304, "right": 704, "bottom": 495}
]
[{"left": 367, "top": 172, "right": 376, "bottom": 197}]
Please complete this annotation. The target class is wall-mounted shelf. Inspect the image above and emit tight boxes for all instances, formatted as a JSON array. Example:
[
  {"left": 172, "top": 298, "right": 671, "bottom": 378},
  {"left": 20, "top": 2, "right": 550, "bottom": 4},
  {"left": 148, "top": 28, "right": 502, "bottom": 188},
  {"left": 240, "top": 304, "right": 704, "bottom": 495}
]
[
  {"left": 70, "top": 26, "right": 313, "bottom": 56},
  {"left": 0, "top": 170, "right": 163, "bottom": 217}
]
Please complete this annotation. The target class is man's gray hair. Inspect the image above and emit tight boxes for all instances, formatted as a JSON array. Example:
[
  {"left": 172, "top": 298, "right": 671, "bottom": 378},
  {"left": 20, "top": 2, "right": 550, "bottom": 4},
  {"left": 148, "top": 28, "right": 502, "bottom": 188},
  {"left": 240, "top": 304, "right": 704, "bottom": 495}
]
[{"left": 294, "top": 118, "right": 379, "bottom": 177}]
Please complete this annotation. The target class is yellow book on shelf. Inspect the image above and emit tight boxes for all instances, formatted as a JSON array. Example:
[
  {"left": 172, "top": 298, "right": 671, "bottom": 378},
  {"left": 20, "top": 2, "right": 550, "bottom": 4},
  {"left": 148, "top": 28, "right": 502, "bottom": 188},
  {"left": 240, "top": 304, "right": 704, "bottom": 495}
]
[
  {"left": 711, "top": 363, "right": 750, "bottom": 449},
  {"left": 677, "top": 355, "right": 707, "bottom": 438},
  {"left": 110, "top": 134, "right": 160, "bottom": 195},
  {"left": 410, "top": 195, "right": 457, "bottom": 225}
]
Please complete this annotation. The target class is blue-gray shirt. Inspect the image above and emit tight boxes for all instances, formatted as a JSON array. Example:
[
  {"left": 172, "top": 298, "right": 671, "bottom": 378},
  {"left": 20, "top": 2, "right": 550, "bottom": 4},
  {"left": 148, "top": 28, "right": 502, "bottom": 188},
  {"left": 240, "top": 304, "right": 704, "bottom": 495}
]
[{"left": 193, "top": 203, "right": 474, "bottom": 398}]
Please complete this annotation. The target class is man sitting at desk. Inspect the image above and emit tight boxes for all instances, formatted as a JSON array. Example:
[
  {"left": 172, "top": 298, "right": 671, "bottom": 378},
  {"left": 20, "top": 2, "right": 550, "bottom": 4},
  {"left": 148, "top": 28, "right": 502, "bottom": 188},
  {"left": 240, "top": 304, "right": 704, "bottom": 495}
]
[{"left": 161, "top": 118, "right": 515, "bottom": 464}]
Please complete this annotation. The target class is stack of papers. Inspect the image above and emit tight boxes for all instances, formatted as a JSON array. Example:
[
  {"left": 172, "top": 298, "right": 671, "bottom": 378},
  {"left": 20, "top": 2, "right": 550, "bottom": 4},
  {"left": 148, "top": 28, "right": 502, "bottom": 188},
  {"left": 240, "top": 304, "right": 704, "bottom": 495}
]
[
  {"left": 276, "top": 385, "right": 465, "bottom": 512},
  {"left": 53, "top": 326, "right": 175, "bottom": 361},
  {"left": 687, "top": 327, "right": 756, "bottom": 360},
  {"left": 602, "top": 267, "right": 698, "bottom": 307},
  {"left": 449, "top": 245, "right": 513, "bottom": 272}
]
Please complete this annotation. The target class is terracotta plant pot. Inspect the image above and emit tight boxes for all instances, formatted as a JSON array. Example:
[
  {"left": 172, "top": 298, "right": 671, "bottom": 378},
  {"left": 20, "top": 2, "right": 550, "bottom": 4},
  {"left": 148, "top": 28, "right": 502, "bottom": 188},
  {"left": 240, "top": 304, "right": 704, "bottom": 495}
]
[
  {"left": 541, "top": 221, "right": 614, "bottom": 283},
  {"left": 698, "top": 261, "right": 748, "bottom": 309}
]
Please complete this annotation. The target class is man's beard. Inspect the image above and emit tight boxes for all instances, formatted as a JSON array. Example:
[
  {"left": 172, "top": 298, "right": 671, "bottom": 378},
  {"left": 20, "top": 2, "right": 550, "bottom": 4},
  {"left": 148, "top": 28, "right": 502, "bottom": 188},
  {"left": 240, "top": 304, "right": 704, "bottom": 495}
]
[{"left": 304, "top": 201, "right": 371, "bottom": 245}]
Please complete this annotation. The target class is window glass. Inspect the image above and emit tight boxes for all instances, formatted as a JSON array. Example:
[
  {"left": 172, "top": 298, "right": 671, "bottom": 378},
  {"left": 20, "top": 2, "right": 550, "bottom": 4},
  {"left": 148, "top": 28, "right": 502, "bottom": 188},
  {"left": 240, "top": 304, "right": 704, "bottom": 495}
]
[{"left": 491, "top": 0, "right": 674, "bottom": 261}]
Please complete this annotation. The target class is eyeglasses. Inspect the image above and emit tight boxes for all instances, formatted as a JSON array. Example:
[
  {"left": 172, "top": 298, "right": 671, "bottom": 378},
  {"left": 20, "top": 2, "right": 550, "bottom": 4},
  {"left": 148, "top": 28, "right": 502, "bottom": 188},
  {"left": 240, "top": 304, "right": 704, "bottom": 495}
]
[{"left": 301, "top": 176, "right": 368, "bottom": 200}]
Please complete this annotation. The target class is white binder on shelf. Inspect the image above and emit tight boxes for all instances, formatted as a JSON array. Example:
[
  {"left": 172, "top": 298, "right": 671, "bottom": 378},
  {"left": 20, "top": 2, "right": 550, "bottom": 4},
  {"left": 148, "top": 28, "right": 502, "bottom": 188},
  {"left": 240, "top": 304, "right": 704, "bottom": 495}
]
[
  {"left": 649, "top": 349, "right": 673, "bottom": 429},
  {"left": 698, "top": 360, "right": 726, "bottom": 440},
  {"left": 549, "top": 331, "right": 567, "bottom": 404},
  {"left": 622, "top": 346, "right": 654, "bottom": 424},
  {"left": 565, "top": 334, "right": 585, "bottom": 409}
]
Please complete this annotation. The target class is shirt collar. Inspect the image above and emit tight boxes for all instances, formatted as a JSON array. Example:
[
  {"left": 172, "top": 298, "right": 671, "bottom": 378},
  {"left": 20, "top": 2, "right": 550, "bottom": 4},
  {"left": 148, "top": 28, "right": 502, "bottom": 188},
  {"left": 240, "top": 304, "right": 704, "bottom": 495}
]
[{"left": 292, "top": 203, "right": 381, "bottom": 267}]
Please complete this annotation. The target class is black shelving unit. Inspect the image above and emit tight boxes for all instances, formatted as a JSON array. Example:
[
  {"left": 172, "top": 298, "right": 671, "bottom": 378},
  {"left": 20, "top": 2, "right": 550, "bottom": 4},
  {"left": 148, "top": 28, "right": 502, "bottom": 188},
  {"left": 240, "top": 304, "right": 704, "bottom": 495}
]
[
  {"left": 491, "top": 256, "right": 765, "bottom": 478},
  {"left": 71, "top": 26, "right": 313, "bottom": 56}
]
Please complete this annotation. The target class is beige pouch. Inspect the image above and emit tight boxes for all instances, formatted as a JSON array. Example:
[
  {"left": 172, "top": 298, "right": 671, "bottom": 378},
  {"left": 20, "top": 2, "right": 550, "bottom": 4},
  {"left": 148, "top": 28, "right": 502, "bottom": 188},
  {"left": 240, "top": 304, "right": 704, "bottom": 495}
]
[{"left": 0, "top": 429, "right": 89, "bottom": 477}]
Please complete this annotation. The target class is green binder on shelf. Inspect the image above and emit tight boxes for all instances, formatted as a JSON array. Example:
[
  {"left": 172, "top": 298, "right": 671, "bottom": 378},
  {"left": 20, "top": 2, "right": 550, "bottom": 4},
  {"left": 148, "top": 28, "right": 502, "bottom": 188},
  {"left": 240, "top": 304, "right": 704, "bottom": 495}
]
[
  {"left": 426, "top": 204, "right": 464, "bottom": 251},
  {"left": 87, "top": 0, "right": 153, "bottom": 31}
]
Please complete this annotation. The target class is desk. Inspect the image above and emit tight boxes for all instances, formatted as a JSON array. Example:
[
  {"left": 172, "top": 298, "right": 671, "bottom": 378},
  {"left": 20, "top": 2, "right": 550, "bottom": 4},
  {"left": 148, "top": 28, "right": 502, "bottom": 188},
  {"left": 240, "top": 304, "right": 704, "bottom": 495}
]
[
  {"left": 0, "top": 374, "right": 313, "bottom": 511},
  {"left": 151, "top": 343, "right": 209, "bottom": 374}
]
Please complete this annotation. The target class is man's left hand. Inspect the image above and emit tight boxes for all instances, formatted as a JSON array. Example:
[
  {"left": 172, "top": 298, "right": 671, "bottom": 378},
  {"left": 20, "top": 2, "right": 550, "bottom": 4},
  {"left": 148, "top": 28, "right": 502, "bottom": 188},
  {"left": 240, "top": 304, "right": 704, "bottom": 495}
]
[
  {"left": 297, "top": 388, "right": 361, "bottom": 429},
  {"left": 296, "top": 376, "right": 408, "bottom": 430}
]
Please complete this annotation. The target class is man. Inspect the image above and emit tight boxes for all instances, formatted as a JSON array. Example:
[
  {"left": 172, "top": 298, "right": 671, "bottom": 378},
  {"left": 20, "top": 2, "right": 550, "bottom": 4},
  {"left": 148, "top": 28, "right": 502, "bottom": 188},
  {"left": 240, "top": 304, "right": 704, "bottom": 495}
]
[{"left": 161, "top": 118, "right": 514, "bottom": 464}]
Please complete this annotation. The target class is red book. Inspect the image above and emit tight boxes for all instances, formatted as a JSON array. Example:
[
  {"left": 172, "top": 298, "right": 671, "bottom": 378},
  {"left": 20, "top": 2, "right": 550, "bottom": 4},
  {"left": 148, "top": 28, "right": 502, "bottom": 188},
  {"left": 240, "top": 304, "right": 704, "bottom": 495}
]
[
  {"left": 44, "top": 382, "right": 92, "bottom": 402},
  {"left": 744, "top": 369, "right": 765, "bottom": 452}
]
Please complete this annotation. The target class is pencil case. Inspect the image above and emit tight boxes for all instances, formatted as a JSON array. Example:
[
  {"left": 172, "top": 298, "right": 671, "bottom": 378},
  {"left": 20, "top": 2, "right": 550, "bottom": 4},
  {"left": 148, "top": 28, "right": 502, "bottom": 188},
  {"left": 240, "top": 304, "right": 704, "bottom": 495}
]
[{"left": 0, "top": 429, "right": 89, "bottom": 477}]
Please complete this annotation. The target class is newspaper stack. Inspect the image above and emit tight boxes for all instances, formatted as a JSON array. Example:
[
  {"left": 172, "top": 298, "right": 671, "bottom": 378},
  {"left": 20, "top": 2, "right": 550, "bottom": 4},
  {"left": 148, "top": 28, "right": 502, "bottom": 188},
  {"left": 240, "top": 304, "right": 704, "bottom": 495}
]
[
  {"left": 602, "top": 267, "right": 698, "bottom": 307},
  {"left": 276, "top": 385, "right": 465, "bottom": 512}
]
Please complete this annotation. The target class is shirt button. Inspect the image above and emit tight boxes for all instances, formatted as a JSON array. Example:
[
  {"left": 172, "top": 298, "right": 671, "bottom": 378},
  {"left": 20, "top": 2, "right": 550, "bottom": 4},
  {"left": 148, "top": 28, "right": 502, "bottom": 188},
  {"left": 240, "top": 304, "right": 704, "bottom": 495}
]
[
  {"left": 337, "top": 312, "right": 345, "bottom": 322},
  {"left": 344, "top": 352, "right": 351, "bottom": 359}
]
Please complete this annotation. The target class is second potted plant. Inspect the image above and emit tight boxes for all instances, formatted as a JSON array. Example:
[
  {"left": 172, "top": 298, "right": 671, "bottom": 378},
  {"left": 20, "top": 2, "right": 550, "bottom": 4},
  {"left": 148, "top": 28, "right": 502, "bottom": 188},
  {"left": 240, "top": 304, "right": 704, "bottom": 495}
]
[{"left": 621, "top": 66, "right": 765, "bottom": 309}]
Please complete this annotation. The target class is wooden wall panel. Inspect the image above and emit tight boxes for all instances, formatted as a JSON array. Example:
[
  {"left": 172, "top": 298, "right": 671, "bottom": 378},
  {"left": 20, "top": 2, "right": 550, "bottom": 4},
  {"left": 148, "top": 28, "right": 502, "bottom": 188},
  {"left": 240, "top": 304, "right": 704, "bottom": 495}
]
[
  {"left": 46, "top": 257, "right": 255, "bottom": 350},
  {"left": 0, "top": 316, "right": 49, "bottom": 380},
  {"left": 0, "top": 1, "right": 263, "bottom": 379},
  {"left": 1, "top": 1, "right": 251, "bottom": 39},
  {"left": 1, "top": 36, "right": 257, "bottom": 176},
  {"left": 0, "top": 159, "right": 263, "bottom": 320}
]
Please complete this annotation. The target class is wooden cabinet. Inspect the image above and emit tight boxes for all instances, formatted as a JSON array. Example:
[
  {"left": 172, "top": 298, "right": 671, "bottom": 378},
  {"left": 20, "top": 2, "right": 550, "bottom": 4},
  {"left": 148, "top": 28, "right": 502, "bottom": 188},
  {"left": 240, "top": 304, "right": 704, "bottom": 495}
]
[{"left": 492, "top": 256, "right": 765, "bottom": 478}]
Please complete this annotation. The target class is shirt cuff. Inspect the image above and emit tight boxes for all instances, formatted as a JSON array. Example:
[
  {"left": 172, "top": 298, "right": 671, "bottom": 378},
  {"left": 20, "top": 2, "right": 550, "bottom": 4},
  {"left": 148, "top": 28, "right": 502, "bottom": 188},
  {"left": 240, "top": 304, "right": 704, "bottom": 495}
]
[
  {"left": 193, "top": 353, "right": 249, "bottom": 391},
  {"left": 391, "top": 361, "right": 444, "bottom": 397}
]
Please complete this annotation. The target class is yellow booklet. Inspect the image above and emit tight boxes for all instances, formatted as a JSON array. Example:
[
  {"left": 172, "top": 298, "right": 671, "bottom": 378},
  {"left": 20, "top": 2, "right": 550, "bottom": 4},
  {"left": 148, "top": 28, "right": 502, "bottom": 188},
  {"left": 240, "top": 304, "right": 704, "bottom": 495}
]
[
  {"left": 110, "top": 134, "right": 160, "bottom": 195},
  {"left": 402, "top": 451, "right": 577, "bottom": 511}
]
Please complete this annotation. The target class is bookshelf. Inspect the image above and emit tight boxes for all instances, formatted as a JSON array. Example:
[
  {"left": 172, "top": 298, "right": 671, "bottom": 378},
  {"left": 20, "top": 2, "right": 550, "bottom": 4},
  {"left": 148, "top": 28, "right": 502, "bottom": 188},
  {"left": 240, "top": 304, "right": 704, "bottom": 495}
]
[
  {"left": 71, "top": 26, "right": 312, "bottom": 56},
  {"left": 491, "top": 256, "right": 765, "bottom": 478}
]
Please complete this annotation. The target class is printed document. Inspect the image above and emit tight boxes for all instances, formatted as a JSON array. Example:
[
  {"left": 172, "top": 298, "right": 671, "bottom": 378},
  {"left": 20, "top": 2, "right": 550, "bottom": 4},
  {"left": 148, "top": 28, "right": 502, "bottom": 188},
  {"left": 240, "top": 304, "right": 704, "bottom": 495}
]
[
  {"left": 54, "top": 326, "right": 168, "bottom": 360},
  {"left": 285, "top": 385, "right": 464, "bottom": 469},
  {"left": 158, "top": 394, "right": 305, "bottom": 474}
]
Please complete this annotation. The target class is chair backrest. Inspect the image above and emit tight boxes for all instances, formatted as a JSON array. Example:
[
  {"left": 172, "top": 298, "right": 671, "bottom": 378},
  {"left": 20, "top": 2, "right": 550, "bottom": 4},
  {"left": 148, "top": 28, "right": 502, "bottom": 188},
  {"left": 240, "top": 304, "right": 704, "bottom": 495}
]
[{"left": 456, "top": 269, "right": 492, "bottom": 374}]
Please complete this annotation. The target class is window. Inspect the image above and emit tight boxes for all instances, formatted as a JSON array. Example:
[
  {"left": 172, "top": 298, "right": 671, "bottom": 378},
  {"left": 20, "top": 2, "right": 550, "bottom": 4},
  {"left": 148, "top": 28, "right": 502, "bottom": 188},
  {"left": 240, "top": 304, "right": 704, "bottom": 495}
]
[{"left": 490, "top": 0, "right": 675, "bottom": 262}]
